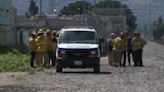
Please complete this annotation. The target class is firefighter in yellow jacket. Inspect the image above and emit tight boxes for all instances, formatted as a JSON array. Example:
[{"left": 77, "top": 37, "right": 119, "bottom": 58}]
[
  {"left": 132, "top": 32, "right": 146, "bottom": 66},
  {"left": 28, "top": 32, "right": 37, "bottom": 68},
  {"left": 35, "top": 29, "right": 49, "bottom": 67},
  {"left": 111, "top": 32, "right": 124, "bottom": 66},
  {"left": 107, "top": 33, "right": 116, "bottom": 66},
  {"left": 46, "top": 29, "right": 57, "bottom": 67},
  {"left": 120, "top": 32, "right": 128, "bottom": 66}
]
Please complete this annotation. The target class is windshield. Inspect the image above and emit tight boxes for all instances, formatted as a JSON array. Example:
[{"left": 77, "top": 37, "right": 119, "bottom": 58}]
[{"left": 59, "top": 31, "right": 97, "bottom": 44}]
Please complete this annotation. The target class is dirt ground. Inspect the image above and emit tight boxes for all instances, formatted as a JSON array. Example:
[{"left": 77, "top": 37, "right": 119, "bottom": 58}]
[{"left": 0, "top": 42, "right": 164, "bottom": 92}]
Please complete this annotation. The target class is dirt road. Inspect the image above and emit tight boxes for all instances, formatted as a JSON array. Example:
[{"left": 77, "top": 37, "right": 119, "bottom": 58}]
[{"left": 0, "top": 42, "right": 164, "bottom": 92}]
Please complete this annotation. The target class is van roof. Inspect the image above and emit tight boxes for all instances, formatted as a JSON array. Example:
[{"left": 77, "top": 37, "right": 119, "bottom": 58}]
[{"left": 61, "top": 28, "right": 96, "bottom": 32}]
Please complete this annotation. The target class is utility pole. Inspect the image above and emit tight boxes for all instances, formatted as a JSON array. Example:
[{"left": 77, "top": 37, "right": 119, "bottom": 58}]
[
  {"left": 9, "top": 0, "right": 12, "bottom": 30},
  {"left": 40, "top": 0, "right": 42, "bottom": 16},
  {"left": 51, "top": 0, "right": 54, "bottom": 13},
  {"left": 83, "top": 0, "right": 86, "bottom": 25},
  {"left": 149, "top": 0, "right": 152, "bottom": 38},
  {"left": 149, "top": 0, "right": 152, "bottom": 31}
]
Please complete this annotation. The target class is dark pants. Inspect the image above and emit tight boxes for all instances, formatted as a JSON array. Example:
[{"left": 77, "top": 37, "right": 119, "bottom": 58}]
[
  {"left": 30, "top": 51, "right": 36, "bottom": 67},
  {"left": 133, "top": 49, "right": 143, "bottom": 66},
  {"left": 120, "top": 49, "right": 132, "bottom": 66},
  {"left": 127, "top": 48, "right": 133, "bottom": 65},
  {"left": 48, "top": 51, "right": 56, "bottom": 66},
  {"left": 120, "top": 51, "right": 126, "bottom": 66}
]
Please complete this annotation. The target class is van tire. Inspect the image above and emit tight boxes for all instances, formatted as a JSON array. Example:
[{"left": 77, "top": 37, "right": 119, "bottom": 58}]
[
  {"left": 94, "top": 62, "right": 100, "bottom": 73},
  {"left": 56, "top": 62, "right": 62, "bottom": 73},
  {"left": 94, "top": 66, "right": 100, "bottom": 73}
]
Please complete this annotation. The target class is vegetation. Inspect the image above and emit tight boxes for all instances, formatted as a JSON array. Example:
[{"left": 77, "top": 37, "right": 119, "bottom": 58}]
[
  {"left": 26, "top": 0, "right": 38, "bottom": 18},
  {"left": 60, "top": 0, "right": 137, "bottom": 30},
  {"left": 0, "top": 45, "right": 42, "bottom": 73},
  {"left": 60, "top": 1, "right": 93, "bottom": 15},
  {"left": 153, "top": 16, "right": 164, "bottom": 41}
]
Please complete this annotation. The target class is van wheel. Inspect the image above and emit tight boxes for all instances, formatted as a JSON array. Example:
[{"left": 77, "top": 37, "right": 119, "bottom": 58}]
[
  {"left": 56, "top": 62, "right": 62, "bottom": 73},
  {"left": 94, "top": 62, "right": 100, "bottom": 73}
]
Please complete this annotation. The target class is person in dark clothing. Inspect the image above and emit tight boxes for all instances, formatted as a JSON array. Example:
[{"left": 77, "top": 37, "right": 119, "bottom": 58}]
[
  {"left": 99, "top": 36, "right": 104, "bottom": 56},
  {"left": 121, "top": 50, "right": 127, "bottom": 66},
  {"left": 51, "top": 34, "right": 57, "bottom": 66},
  {"left": 120, "top": 32, "right": 127, "bottom": 66},
  {"left": 127, "top": 38, "right": 133, "bottom": 66}
]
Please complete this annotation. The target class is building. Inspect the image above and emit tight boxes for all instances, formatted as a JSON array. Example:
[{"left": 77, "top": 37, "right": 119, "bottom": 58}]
[{"left": 0, "top": 0, "right": 17, "bottom": 46}]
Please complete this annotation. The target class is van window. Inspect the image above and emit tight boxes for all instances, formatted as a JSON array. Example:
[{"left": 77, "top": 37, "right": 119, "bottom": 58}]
[{"left": 59, "top": 31, "right": 97, "bottom": 44}]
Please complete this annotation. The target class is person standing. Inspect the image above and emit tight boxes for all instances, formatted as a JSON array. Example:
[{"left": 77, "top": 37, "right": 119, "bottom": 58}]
[
  {"left": 46, "top": 29, "right": 57, "bottom": 67},
  {"left": 28, "top": 32, "right": 37, "bottom": 68},
  {"left": 111, "top": 32, "right": 124, "bottom": 67},
  {"left": 120, "top": 32, "right": 127, "bottom": 66},
  {"left": 132, "top": 32, "right": 147, "bottom": 66},
  {"left": 51, "top": 31, "right": 57, "bottom": 66},
  {"left": 35, "top": 29, "right": 49, "bottom": 67},
  {"left": 107, "top": 33, "right": 116, "bottom": 66},
  {"left": 127, "top": 37, "right": 133, "bottom": 66}
]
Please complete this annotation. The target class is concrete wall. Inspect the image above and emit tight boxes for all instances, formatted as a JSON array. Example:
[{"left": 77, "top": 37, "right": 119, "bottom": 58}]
[
  {"left": 16, "top": 18, "right": 88, "bottom": 28},
  {"left": 0, "top": 30, "right": 17, "bottom": 46},
  {"left": 16, "top": 28, "right": 37, "bottom": 46},
  {"left": 0, "top": 28, "right": 35, "bottom": 46}
]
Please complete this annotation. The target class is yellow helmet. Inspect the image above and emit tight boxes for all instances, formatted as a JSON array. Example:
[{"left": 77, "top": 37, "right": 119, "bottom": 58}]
[
  {"left": 56, "top": 31, "right": 60, "bottom": 37},
  {"left": 38, "top": 29, "right": 44, "bottom": 34},
  {"left": 46, "top": 29, "right": 51, "bottom": 33}
]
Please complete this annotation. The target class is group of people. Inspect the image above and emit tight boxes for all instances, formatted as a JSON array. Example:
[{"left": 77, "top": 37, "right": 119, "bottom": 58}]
[
  {"left": 108, "top": 31, "right": 147, "bottom": 67},
  {"left": 28, "top": 28, "right": 59, "bottom": 68},
  {"left": 28, "top": 28, "right": 146, "bottom": 68}
]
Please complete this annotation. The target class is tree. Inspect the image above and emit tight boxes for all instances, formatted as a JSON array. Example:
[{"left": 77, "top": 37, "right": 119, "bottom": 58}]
[
  {"left": 28, "top": 0, "right": 38, "bottom": 16},
  {"left": 60, "top": 0, "right": 137, "bottom": 30},
  {"left": 95, "top": 0, "right": 137, "bottom": 30},
  {"left": 95, "top": 0, "right": 122, "bottom": 8},
  {"left": 153, "top": 16, "right": 164, "bottom": 40},
  {"left": 60, "top": 1, "right": 93, "bottom": 15}
]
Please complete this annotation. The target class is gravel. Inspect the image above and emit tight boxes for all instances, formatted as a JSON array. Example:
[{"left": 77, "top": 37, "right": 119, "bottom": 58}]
[{"left": 0, "top": 42, "right": 164, "bottom": 92}]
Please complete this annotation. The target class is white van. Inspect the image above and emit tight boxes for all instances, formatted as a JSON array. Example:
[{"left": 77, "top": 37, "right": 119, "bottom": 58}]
[{"left": 56, "top": 26, "right": 101, "bottom": 73}]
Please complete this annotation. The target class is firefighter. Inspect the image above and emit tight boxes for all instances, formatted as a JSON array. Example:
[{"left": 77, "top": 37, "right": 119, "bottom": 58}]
[
  {"left": 46, "top": 29, "right": 53, "bottom": 67},
  {"left": 56, "top": 31, "right": 60, "bottom": 38},
  {"left": 35, "top": 29, "right": 49, "bottom": 67},
  {"left": 107, "top": 33, "right": 116, "bottom": 66},
  {"left": 28, "top": 32, "right": 37, "bottom": 68},
  {"left": 46, "top": 29, "right": 57, "bottom": 67},
  {"left": 111, "top": 32, "right": 124, "bottom": 66},
  {"left": 120, "top": 32, "right": 128, "bottom": 66},
  {"left": 132, "top": 32, "right": 147, "bottom": 66},
  {"left": 51, "top": 31, "right": 57, "bottom": 66}
]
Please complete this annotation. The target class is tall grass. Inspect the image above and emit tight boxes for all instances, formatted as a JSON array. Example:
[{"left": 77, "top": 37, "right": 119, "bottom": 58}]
[{"left": 0, "top": 45, "right": 31, "bottom": 72}]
